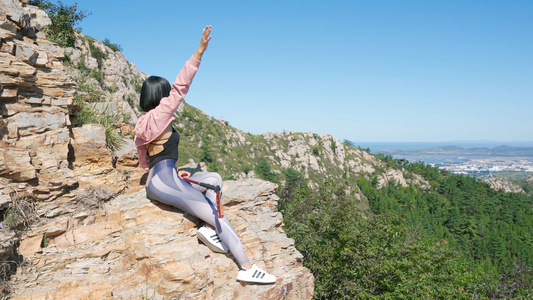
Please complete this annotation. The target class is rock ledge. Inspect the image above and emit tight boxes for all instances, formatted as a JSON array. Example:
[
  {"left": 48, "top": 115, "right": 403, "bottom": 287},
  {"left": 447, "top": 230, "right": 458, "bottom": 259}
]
[{"left": 11, "top": 178, "right": 314, "bottom": 299}]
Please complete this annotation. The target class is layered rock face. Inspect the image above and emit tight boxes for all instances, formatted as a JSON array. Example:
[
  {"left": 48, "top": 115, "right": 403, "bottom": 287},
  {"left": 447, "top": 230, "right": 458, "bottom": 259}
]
[
  {"left": 1, "top": 0, "right": 78, "bottom": 202},
  {"left": 1, "top": 0, "right": 146, "bottom": 202},
  {"left": 0, "top": 0, "right": 132, "bottom": 275},
  {"left": 1, "top": 0, "right": 81, "bottom": 271},
  {"left": 11, "top": 178, "right": 314, "bottom": 299}
]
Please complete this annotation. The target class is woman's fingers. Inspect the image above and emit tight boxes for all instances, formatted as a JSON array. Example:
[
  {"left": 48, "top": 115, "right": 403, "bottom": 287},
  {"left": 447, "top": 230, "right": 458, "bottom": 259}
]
[
  {"left": 203, "top": 25, "right": 212, "bottom": 41},
  {"left": 193, "top": 26, "right": 212, "bottom": 60}
]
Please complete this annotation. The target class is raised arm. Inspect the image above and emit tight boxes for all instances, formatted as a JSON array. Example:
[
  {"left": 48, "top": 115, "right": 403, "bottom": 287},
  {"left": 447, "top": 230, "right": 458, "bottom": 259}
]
[
  {"left": 134, "top": 26, "right": 214, "bottom": 171},
  {"left": 151, "top": 26, "right": 213, "bottom": 117},
  {"left": 193, "top": 25, "right": 212, "bottom": 61}
]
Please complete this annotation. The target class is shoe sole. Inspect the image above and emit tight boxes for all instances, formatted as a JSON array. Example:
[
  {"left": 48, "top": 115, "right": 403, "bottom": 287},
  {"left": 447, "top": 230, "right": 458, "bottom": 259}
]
[
  {"left": 236, "top": 276, "right": 276, "bottom": 284},
  {"left": 197, "top": 231, "right": 228, "bottom": 253}
]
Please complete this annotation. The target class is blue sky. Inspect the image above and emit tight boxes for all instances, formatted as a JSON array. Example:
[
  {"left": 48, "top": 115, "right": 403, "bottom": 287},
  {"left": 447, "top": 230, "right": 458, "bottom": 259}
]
[{"left": 62, "top": 0, "right": 532, "bottom": 144}]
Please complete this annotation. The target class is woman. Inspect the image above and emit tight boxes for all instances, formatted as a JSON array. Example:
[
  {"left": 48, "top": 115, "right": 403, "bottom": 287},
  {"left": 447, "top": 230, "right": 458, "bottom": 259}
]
[{"left": 133, "top": 26, "right": 276, "bottom": 284}]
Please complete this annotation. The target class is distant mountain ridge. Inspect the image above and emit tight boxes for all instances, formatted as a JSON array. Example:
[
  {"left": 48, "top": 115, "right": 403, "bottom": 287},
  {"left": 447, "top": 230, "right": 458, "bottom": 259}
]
[{"left": 381, "top": 145, "right": 533, "bottom": 157}]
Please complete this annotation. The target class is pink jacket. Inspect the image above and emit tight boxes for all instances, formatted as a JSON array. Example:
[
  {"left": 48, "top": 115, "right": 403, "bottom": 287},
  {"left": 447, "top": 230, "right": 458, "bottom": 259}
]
[{"left": 133, "top": 56, "right": 201, "bottom": 171}]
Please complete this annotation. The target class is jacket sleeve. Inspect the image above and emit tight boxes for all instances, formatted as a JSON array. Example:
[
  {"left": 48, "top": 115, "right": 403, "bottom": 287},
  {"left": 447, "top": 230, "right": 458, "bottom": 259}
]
[
  {"left": 150, "top": 56, "right": 201, "bottom": 121},
  {"left": 137, "top": 144, "right": 149, "bottom": 171}
]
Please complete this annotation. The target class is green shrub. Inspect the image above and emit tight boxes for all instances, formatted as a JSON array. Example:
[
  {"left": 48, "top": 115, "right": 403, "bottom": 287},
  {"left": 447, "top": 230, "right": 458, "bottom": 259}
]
[
  {"left": 102, "top": 38, "right": 122, "bottom": 52},
  {"left": 1, "top": 196, "right": 36, "bottom": 231},
  {"left": 134, "top": 82, "right": 142, "bottom": 93},
  {"left": 311, "top": 145, "right": 320, "bottom": 156},
  {"left": 88, "top": 69, "right": 105, "bottom": 84},
  {"left": 29, "top": 0, "right": 90, "bottom": 47},
  {"left": 243, "top": 165, "right": 252, "bottom": 175},
  {"left": 255, "top": 159, "right": 279, "bottom": 183},
  {"left": 342, "top": 139, "right": 355, "bottom": 147},
  {"left": 356, "top": 145, "right": 371, "bottom": 153},
  {"left": 199, "top": 137, "right": 214, "bottom": 163},
  {"left": 73, "top": 53, "right": 105, "bottom": 85},
  {"left": 76, "top": 55, "right": 87, "bottom": 71},
  {"left": 88, "top": 40, "right": 107, "bottom": 69},
  {"left": 283, "top": 167, "right": 301, "bottom": 184}
]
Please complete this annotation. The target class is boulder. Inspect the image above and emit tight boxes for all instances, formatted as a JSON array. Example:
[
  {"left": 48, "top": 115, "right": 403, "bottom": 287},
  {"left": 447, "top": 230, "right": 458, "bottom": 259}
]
[
  {"left": 70, "top": 124, "right": 127, "bottom": 196},
  {"left": 2, "top": 144, "right": 35, "bottom": 181}
]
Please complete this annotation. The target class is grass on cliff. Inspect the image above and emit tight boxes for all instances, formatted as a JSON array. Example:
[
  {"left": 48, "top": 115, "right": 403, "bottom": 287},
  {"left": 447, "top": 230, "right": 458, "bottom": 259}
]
[
  {"left": 1, "top": 196, "right": 36, "bottom": 231},
  {"left": 102, "top": 38, "right": 122, "bottom": 52},
  {"left": 0, "top": 195, "right": 36, "bottom": 297},
  {"left": 76, "top": 99, "right": 125, "bottom": 151},
  {"left": 175, "top": 103, "right": 270, "bottom": 177}
]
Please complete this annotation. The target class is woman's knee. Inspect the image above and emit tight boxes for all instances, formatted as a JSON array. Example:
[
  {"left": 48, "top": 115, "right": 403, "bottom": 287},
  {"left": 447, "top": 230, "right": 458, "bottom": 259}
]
[
  {"left": 202, "top": 172, "right": 223, "bottom": 188},
  {"left": 212, "top": 172, "right": 223, "bottom": 187}
]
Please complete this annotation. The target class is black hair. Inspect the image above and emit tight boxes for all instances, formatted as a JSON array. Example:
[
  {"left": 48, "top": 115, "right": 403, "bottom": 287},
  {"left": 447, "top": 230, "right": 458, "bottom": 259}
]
[{"left": 139, "top": 76, "right": 171, "bottom": 112}]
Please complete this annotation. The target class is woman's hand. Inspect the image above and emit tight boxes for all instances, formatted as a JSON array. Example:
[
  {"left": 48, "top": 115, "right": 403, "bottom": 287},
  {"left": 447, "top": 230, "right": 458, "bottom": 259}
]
[
  {"left": 193, "top": 25, "right": 212, "bottom": 61},
  {"left": 178, "top": 170, "right": 191, "bottom": 179}
]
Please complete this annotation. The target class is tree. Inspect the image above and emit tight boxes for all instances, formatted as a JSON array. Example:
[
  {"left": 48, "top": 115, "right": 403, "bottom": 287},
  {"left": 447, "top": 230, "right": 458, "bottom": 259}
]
[
  {"left": 29, "top": 0, "right": 90, "bottom": 47},
  {"left": 255, "top": 159, "right": 278, "bottom": 183},
  {"left": 282, "top": 167, "right": 301, "bottom": 185},
  {"left": 102, "top": 38, "right": 122, "bottom": 52},
  {"left": 342, "top": 139, "right": 354, "bottom": 147}
]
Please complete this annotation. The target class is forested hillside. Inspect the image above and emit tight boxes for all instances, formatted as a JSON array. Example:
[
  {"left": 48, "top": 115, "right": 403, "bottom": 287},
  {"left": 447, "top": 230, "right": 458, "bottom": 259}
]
[{"left": 278, "top": 154, "right": 533, "bottom": 299}]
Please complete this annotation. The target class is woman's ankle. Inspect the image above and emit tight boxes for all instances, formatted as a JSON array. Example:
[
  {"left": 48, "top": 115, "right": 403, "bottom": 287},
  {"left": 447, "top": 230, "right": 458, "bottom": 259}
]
[{"left": 241, "top": 262, "right": 252, "bottom": 270}]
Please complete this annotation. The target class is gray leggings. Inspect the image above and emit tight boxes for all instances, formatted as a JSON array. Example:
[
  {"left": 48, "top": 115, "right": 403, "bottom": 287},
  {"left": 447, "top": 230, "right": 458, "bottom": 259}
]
[{"left": 145, "top": 159, "right": 250, "bottom": 267}]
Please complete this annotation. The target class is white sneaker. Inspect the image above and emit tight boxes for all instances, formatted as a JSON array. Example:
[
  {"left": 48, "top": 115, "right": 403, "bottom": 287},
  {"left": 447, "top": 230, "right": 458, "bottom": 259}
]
[
  {"left": 197, "top": 226, "right": 228, "bottom": 253},
  {"left": 236, "top": 264, "right": 276, "bottom": 284}
]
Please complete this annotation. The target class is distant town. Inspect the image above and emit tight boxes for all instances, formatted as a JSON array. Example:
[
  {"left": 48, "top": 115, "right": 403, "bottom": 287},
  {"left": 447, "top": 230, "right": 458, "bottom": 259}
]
[
  {"left": 433, "top": 158, "right": 533, "bottom": 176},
  {"left": 381, "top": 144, "right": 533, "bottom": 179}
]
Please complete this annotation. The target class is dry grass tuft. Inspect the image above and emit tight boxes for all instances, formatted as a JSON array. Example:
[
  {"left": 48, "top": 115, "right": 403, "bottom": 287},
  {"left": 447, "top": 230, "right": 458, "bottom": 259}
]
[{"left": 3, "top": 195, "right": 37, "bottom": 232}]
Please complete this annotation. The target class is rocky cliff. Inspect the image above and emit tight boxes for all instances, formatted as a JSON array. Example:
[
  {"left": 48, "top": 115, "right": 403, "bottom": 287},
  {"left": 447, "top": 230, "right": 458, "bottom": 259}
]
[
  {"left": 12, "top": 177, "right": 313, "bottom": 299},
  {"left": 0, "top": 1, "right": 312, "bottom": 298},
  {"left": 483, "top": 177, "right": 525, "bottom": 194}
]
